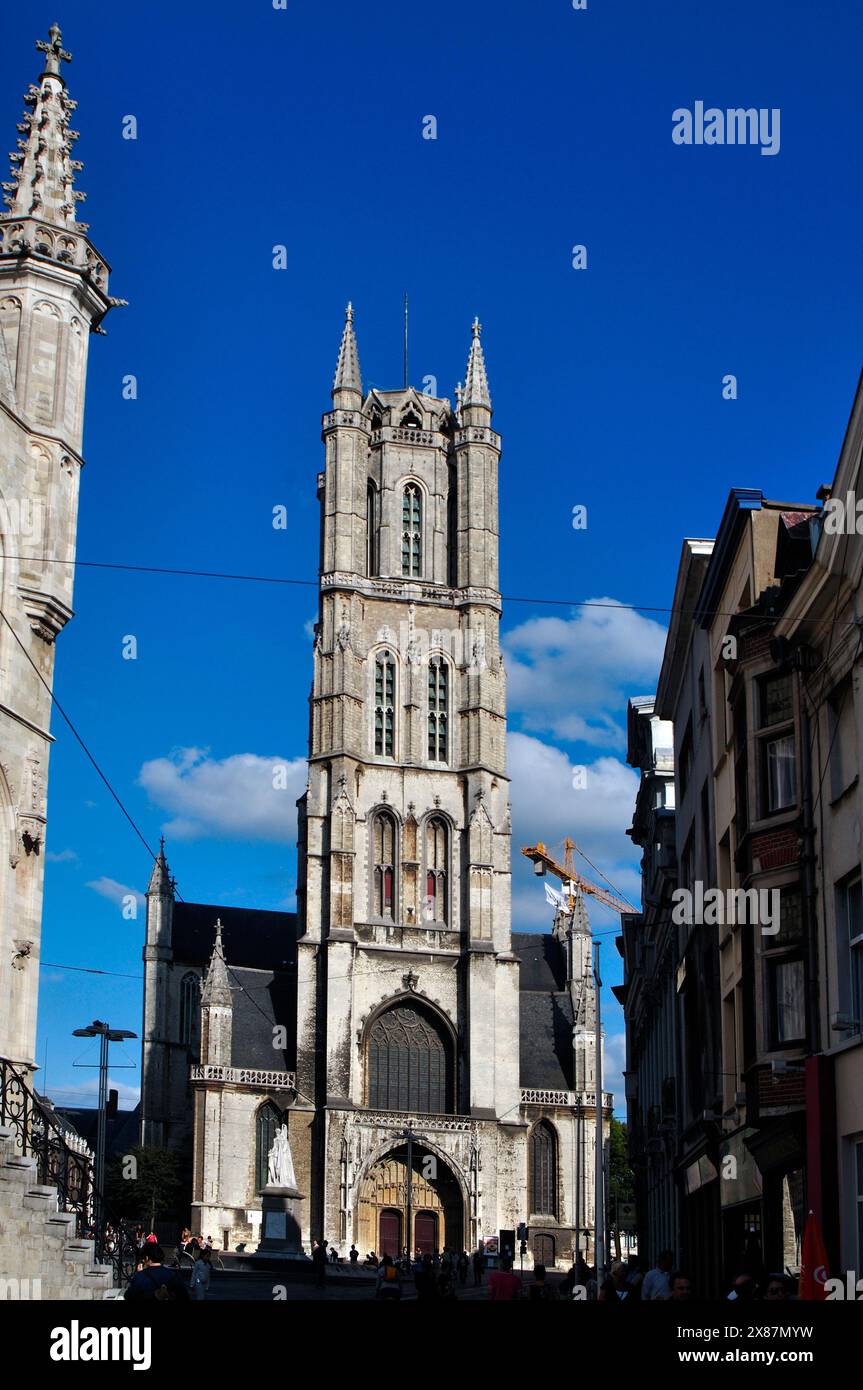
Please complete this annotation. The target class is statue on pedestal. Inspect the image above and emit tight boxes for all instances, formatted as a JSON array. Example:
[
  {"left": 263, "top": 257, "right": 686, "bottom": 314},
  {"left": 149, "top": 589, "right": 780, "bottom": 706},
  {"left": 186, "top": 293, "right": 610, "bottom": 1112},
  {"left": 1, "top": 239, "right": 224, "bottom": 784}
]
[{"left": 267, "top": 1122, "right": 297, "bottom": 1190}]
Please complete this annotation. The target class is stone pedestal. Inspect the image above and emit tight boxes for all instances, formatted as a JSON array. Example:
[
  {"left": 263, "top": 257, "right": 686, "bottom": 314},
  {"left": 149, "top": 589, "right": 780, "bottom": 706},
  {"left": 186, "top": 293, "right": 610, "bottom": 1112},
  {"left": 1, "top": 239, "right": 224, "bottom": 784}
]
[{"left": 255, "top": 1186, "right": 307, "bottom": 1258}]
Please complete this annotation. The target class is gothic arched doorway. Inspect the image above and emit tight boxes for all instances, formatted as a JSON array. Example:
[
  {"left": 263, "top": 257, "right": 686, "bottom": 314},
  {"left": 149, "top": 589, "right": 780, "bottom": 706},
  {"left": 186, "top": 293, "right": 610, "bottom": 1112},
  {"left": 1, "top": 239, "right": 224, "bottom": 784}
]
[{"left": 357, "top": 1143, "right": 465, "bottom": 1256}]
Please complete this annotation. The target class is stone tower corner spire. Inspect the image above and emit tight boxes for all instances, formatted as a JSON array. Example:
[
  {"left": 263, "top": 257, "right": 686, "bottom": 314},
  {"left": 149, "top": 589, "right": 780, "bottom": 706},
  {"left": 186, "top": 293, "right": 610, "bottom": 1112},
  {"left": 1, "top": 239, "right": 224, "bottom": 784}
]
[
  {"left": 146, "top": 837, "right": 174, "bottom": 898},
  {"left": 202, "top": 919, "right": 232, "bottom": 1008},
  {"left": 3, "top": 23, "right": 85, "bottom": 229},
  {"left": 332, "top": 301, "right": 362, "bottom": 404},
  {"left": 461, "top": 316, "right": 492, "bottom": 417}
]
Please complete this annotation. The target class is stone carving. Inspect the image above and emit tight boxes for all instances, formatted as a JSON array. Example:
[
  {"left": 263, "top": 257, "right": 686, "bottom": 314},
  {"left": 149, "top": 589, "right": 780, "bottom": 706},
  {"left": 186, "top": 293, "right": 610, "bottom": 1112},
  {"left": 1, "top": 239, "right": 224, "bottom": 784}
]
[{"left": 267, "top": 1123, "right": 297, "bottom": 1190}]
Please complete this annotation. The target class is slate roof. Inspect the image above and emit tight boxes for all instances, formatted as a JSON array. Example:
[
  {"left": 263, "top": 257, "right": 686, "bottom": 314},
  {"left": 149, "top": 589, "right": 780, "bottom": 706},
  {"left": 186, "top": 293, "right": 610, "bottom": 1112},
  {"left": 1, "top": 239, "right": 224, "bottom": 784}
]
[
  {"left": 55, "top": 1104, "right": 141, "bottom": 1159},
  {"left": 172, "top": 903, "right": 297, "bottom": 972},
  {"left": 512, "top": 931, "right": 575, "bottom": 1092},
  {"left": 229, "top": 966, "right": 296, "bottom": 1071}
]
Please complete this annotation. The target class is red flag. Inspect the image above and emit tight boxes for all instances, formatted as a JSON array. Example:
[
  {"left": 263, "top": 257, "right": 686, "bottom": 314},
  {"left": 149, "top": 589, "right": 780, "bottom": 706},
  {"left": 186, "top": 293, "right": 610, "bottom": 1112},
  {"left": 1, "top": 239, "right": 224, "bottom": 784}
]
[{"left": 799, "top": 1210, "right": 829, "bottom": 1300}]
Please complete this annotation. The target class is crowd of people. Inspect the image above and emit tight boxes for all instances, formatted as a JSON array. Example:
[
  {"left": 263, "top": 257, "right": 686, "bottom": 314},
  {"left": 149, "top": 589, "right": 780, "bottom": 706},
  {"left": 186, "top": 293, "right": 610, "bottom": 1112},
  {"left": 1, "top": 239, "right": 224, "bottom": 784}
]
[{"left": 123, "top": 1227, "right": 216, "bottom": 1301}]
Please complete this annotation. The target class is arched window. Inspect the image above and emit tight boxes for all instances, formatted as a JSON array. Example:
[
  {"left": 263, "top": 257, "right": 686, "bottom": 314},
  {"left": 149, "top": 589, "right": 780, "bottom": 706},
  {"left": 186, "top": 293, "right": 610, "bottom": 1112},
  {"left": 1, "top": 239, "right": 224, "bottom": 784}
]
[
  {"left": 366, "top": 481, "right": 378, "bottom": 577},
  {"left": 428, "top": 657, "right": 448, "bottom": 763},
  {"left": 372, "top": 809, "right": 398, "bottom": 920},
  {"left": 530, "top": 1121, "right": 558, "bottom": 1217},
  {"left": 402, "top": 484, "right": 422, "bottom": 577},
  {"left": 401, "top": 409, "right": 422, "bottom": 429},
  {"left": 179, "top": 972, "right": 199, "bottom": 1046},
  {"left": 374, "top": 651, "right": 395, "bottom": 757},
  {"left": 425, "top": 817, "right": 448, "bottom": 925},
  {"left": 367, "top": 1003, "right": 453, "bottom": 1113},
  {"left": 255, "top": 1102, "right": 281, "bottom": 1193}
]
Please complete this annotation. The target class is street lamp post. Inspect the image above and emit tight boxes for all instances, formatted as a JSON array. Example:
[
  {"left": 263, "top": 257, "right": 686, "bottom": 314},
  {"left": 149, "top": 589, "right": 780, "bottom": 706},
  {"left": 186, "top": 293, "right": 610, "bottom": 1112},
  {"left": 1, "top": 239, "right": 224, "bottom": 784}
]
[{"left": 72, "top": 1019, "right": 136, "bottom": 1228}]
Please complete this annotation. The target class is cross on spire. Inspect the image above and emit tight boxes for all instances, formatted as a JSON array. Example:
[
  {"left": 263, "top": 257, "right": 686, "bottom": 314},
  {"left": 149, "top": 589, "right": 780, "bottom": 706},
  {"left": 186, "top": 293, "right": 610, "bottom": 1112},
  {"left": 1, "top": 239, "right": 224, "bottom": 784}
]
[{"left": 36, "top": 23, "right": 72, "bottom": 79}]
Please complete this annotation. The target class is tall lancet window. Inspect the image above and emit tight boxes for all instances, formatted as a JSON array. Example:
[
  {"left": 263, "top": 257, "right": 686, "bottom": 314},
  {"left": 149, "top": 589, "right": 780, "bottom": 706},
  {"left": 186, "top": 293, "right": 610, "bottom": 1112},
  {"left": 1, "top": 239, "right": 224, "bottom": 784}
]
[
  {"left": 428, "top": 658, "right": 448, "bottom": 762},
  {"left": 255, "top": 1102, "right": 280, "bottom": 1193},
  {"left": 374, "top": 651, "right": 395, "bottom": 757},
  {"left": 530, "top": 1120, "right": 558, "bottom": 1217},
  {"left": 425, "top": 816, "right": 448, "bottom": 925},
  {"left": 366, "top": 481, "right": 378, "bottom": 577},
  {"left": 402, "top": 484, "right": 422, "bottom": 577},
  {"left": 373, "top": 810, "right": 398, "bottom": 920}
]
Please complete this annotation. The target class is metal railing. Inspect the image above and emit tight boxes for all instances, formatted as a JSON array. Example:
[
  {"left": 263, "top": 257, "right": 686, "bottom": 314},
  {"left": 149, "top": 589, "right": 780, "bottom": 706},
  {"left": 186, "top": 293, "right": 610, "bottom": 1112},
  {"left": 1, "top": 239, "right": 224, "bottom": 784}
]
[{"left": 0, "top": 1055, "right": 137, "bottom": 1287}]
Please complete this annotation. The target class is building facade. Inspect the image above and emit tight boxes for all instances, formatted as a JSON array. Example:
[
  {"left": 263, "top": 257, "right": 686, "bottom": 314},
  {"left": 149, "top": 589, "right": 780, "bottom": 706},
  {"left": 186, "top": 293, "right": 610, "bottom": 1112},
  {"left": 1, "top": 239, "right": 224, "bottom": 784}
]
[
  {"left": 0, "top": 26, "right": 117, "bottom": 1070},
  {"left": 140, "top": 310, "right": 611, "bottom": 1264}
]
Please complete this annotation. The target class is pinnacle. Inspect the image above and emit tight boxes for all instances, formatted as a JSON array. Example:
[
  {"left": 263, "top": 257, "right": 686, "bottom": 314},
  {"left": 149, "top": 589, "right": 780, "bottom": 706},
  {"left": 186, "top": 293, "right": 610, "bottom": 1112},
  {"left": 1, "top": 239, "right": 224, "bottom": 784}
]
[
  {"left": 332, "top": 302, "right": 362, "bottom": 398},
  {"left": 462, "top": 316, "right": 492, "bottom": 413},
  {"left": 202, "top": 919, "right": 232, "bottom": 1008},
  {"left": 3, "top": 26, "right": 83, "bottom": 228}
]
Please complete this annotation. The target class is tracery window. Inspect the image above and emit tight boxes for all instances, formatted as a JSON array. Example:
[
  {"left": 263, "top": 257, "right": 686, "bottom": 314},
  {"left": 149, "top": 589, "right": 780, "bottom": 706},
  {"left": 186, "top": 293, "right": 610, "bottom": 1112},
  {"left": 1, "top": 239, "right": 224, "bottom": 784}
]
[
  {"left": 372, "top": 810, "right": 398, "bottom": 920},
  {"left": 374, "top": 651, "right": 395, "bottom": 757},
  {"left": 425, "top": 817, "right": 448, "bottom": 925},
  {"left": 428, "top": 658, "right": 448, "bottom": 762},
  {"left": 179, "top": 972, "right": 199, "bottom": 1047},
  {"left": 367, "top": 1004, "right": 453, "bottom": 1113},
  {"left": 255, "top": 1102, "right": 280, "bottom": 1193},
  {"left": 530, "top": 1121, "right": 558, "bottom": 1217},
  {"left": 402, "top": 484, "right": 422, "bottom": 577}
]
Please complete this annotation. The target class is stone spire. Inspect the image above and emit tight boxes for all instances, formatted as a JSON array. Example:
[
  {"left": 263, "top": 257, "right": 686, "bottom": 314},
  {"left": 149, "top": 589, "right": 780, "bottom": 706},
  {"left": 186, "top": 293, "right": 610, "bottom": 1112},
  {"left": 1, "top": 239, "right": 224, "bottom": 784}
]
[
  {"left": 146, "top": 837, "right": 174, "bottom": 898},
  {"left": 201, "top": 919, "right": 232, "bottom": 1008},
  {"left": 332, "top": 302, "right": 362, "bottom": 402},
  {"left": 461, "top": 317, "right": 491, "bottom": 414},
  {"left": 3, "top": 24, "right": 85, "bottom": 229}
]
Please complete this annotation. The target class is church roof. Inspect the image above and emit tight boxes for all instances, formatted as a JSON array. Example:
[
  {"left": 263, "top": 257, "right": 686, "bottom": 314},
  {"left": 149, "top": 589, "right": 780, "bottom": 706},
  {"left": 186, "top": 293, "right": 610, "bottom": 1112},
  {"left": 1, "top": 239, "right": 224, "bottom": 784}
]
[
  {"left": 513, "top": 931, "right": 575, "bottom": 1091},
  {"left": 512, "top": 932, "right": 567, "bottom": 992},
  {"left": 229, "top": 966, "right": 296, "bottom": 1071},
  {"left": 171, "top": 902, "right": 297, "bottom": 972}
]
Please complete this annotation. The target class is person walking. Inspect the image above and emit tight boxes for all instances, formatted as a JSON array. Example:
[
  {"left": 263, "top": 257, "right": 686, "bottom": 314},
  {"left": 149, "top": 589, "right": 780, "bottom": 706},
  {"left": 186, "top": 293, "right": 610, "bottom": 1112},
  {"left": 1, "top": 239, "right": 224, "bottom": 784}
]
[
  {"left": 641, "top": 1250, "right": 673, "bottom": 1301},
  {"left": 189, "top": 1246, "right": 212, "bottom": 1302},
  {"left": 472, "top": 1246, "right": 485, "bottom": 1287},
  {"left": 457, "top": 1250, "right": 469, "bottom": 1286},
  {"left": 527, "top": 1262, "right": 559, "bottom": 1300},
  {"left": 312, "top": 1239, "right": 328, "bottom": 1288},
  {"left": 124, "top": 1243, "right": 189, "bottom": 1301},
  {"left": 487, "top": 1255, "right": 522, "bottom": 1301},
  {"left": 376, "top": 1253, "right": 403, "bottom": 1300},
  {"left": 349, "top": 1244, "right": 359, "bottom": 1270}
]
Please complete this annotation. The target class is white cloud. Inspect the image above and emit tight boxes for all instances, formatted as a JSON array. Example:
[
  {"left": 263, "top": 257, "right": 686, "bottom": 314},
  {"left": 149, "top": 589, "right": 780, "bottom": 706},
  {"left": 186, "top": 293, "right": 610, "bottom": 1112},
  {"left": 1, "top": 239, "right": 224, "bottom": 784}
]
[
  {"left": 85, "top": 877, "right": 145, "bottom": 912},
  {"left": 504, "top": 600, "right": 666, "bottom": 748},
  {"left": 138, "top": 747, "right": 306, "bottom": 843},
  {"left": 46, "top": 848, "right": 78, "bottom": 863},
  {"left": 49, "top": 1077, "right": 140, "bottom": 1110},
  {"left": 507, "top": 731, "right": 641, "bottom": 933}
]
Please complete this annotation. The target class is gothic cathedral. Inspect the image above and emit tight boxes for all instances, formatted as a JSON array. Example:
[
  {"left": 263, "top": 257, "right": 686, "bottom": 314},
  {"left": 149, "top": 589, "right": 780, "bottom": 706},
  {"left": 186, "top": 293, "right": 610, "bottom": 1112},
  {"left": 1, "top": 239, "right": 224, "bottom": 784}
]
[{"left": 141, "top": 309, "right": 609, "bottom": 1267}]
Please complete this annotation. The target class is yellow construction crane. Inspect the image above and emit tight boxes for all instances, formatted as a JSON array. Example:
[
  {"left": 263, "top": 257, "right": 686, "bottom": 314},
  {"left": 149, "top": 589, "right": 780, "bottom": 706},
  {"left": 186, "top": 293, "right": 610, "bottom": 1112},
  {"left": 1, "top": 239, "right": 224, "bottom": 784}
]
[{"left": 521, "top": 837, "right": 632, "bottom": 915}]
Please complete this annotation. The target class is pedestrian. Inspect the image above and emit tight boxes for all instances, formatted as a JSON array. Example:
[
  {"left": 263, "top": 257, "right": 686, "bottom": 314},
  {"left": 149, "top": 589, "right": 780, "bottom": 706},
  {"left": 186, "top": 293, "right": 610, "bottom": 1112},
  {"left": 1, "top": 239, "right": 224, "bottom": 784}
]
[
  {"left": 488, "top": 1255, "right": 522, "bottom": 1301},
  {"left": 642, "top": 1249, "right": 673, "bottom": 1301},
  {"left": 329, "top": 1243, "right": 339, "bottom": 1265},
  {"left": 472, "top": 1246, "right": 485, "bottom": 1286},
  {"left": 375, "top": 1253, "right": 403, "bottom": 1300},
  {"left": 457, "top": 1250, "right": 469, "bottom": 1286},
  {"left": 189, "top": 1246, "right": 212, "bottom": 1301},
  {"left": 764, "top": 1274, "right": 793, "bottom": 1301},
  {"left": 124, "top": 1243, "right": 189, "bottom": 1301},
  {"left": 727, "top": 1272, "right": 758, "bottom": 1301},
  {"left": 666, "top": 1272, "right": 693, "bottom": 1301},
  {"left": 349, "top": 1243, "right": 359, "bottom": 1269},
  {"left": 312, "top": 1239, "right": 327, "bottom": 1287},
  {"left": 414, "top": 1253, "right": 437, "bottom": 1300},
  {"left": 527, "top": 1262, "right": 559, "bottom": 1301}
]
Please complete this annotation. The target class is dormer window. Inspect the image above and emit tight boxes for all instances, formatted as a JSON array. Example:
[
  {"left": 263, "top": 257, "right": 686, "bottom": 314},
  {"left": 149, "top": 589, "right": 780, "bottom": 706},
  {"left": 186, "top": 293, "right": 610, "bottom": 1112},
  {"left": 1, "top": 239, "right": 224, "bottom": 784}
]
[{"left": 401, "top": 410, "right": 422, "bottom": 429}]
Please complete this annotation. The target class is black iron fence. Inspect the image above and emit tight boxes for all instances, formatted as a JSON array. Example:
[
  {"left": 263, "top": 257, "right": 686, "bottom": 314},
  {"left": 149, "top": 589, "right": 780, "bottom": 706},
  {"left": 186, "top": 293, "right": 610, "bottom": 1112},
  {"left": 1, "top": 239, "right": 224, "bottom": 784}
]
[{"left": 0, "top": 1054, "right": 137, "bottom": 1287}]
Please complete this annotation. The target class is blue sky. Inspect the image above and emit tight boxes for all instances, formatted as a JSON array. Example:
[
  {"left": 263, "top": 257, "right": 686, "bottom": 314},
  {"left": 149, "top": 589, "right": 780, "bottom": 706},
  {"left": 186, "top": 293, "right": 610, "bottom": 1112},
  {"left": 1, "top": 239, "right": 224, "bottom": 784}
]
[{"left": 4, "top": 0, "right": 860, "bottom": 1110}]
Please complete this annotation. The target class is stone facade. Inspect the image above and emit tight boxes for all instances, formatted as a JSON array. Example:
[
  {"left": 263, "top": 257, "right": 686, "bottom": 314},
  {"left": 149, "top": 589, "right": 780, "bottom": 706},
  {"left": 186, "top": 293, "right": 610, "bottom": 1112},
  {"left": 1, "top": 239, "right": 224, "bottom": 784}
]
[
  {"left": 0, "top": 26, "right": 117, "bottom": 1071},
  {"left": 140, "top": 311, "right": 611, "bottom": 1267}
]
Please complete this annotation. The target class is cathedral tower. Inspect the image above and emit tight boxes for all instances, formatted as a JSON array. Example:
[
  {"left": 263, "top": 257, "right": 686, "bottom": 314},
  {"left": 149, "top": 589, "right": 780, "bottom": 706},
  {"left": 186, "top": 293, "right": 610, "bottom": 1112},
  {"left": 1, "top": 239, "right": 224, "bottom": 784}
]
[
  {"left": 294, "top": 307, "right": 522, "bottom": 1250},
  {"left": 0, "top": 27, "right": 119, "bottom": 1067}
]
